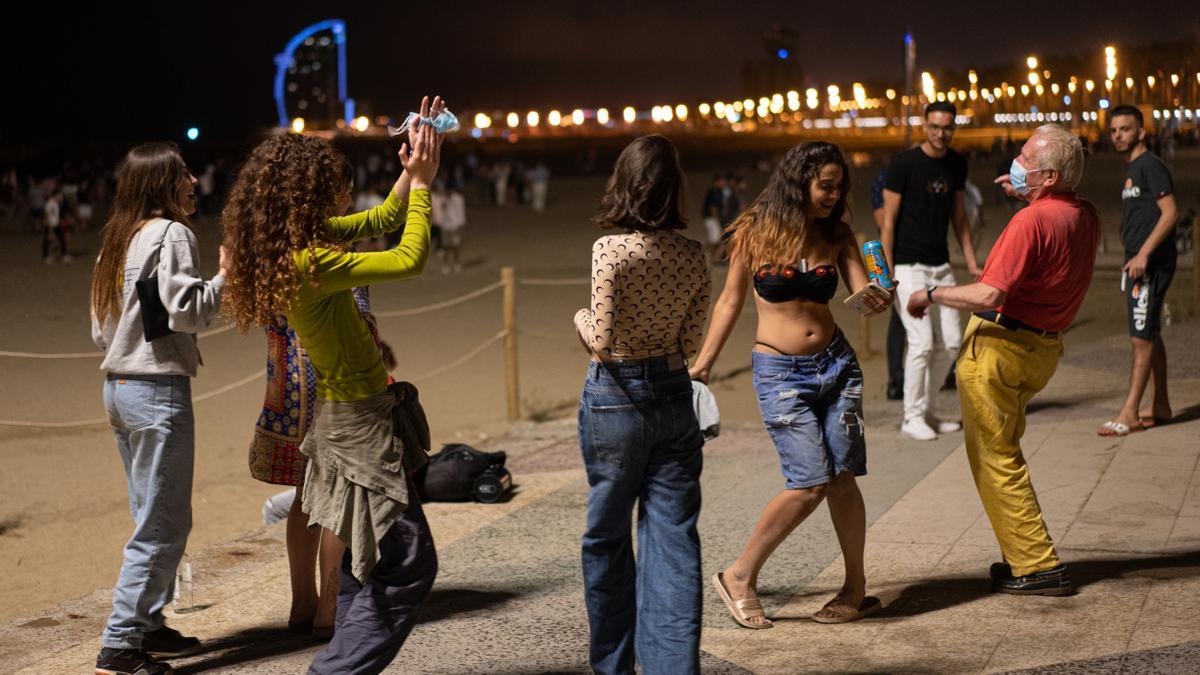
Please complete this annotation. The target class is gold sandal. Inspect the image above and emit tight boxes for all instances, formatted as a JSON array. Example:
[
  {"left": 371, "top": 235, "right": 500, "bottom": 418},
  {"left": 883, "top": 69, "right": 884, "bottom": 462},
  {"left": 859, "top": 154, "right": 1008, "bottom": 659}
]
[
  {"left": 811, "top": 595, "right": 882, "bottom": 624},
  {"left": 712, "top": 572, "right": 774, "bottom": 629}
]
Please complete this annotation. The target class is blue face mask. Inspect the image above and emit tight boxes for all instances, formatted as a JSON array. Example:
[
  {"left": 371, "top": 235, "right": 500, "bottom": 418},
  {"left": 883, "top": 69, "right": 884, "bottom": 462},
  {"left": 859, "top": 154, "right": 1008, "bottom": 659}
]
[
  {"left": 1009, "top": 158, "right": 1046, "bottom": 195},
  {"left": 388, "top": 109, "right": 460, "bottom": 137}
]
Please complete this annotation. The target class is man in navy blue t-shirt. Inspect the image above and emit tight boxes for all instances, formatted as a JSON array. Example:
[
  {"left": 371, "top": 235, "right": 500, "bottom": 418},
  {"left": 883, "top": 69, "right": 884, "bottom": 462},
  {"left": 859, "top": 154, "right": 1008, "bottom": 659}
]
[{"left": 1098, "top": 105, "right": 1179, "bottom": 437}]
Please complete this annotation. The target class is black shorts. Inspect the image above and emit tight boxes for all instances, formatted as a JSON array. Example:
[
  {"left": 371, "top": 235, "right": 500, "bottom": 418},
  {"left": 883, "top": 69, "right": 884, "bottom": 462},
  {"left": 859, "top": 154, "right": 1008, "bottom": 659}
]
[{"left": 1126, "top": 260, "right": 1175, "bottom": 340}]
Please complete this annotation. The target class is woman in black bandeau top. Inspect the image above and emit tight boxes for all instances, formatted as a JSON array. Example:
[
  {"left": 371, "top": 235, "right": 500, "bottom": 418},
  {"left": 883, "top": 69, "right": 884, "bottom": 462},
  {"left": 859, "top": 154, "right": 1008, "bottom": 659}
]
[{"left": 691, "top": 141, "right": 892, "bottom": 629}]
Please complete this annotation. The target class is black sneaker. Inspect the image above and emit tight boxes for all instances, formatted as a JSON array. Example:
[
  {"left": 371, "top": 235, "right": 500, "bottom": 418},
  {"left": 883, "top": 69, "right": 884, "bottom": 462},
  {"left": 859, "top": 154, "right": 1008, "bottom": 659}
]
[
  {"left": 95, "top": 648, "right": 173, "bottom": 675},
  {"left": 141, "top": 625, "right": 201, "bottom": 658},
  {"left": 991, "top": 563, "right": 1073, "bottom": 596},
  {"left": 886, "top": 381, "right": 904, "bottom": 400}
]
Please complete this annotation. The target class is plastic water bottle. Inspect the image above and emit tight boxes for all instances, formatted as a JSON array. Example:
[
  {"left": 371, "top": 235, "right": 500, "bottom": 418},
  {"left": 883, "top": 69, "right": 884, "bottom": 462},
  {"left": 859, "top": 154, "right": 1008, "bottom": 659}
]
[{"left": 174, "top": 553, "right": 194, "bottom": 612}]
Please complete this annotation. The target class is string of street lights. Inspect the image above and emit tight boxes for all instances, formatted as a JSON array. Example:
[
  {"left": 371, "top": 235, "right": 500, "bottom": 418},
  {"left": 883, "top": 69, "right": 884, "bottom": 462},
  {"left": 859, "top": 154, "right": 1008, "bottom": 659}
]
[{"left": 289, "top": 46, "right": 1200, "bottom": 137}]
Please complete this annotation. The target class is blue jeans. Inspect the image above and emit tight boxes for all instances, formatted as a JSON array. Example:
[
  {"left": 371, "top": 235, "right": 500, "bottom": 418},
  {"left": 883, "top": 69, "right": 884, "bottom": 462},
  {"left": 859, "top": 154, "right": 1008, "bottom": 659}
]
[
  {"left": 753, "top": 331, "right": 867, "bottom": 489},
  {"left": 578, "top": 356, "right": 704, "bottom": 675},
  {"left": 101, "top": 374, "right": 195, "bottom": 650}
]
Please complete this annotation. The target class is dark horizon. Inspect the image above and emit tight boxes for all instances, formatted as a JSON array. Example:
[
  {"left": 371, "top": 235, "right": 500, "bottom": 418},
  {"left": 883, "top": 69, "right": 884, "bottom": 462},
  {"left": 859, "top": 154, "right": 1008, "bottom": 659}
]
[{"left": 3, "top": 1, "right": 1198, "bottom": 147}]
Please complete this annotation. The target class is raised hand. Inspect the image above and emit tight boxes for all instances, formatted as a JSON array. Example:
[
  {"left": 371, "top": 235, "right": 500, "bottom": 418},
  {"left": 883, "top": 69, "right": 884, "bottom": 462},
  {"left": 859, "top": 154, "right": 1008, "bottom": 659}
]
[
  {"left": 400, "top": 119, "right": 441, "bottom": 189},
  {"left": 404, "top": 96, "right": 445, "bottom": 151}
]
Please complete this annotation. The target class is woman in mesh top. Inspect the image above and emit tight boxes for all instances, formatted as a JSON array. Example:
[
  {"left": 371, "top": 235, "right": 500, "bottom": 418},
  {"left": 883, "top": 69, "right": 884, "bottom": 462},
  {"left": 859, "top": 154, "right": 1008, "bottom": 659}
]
[{"left": 573, "top": 135, "right": 711, "bottom": 675}]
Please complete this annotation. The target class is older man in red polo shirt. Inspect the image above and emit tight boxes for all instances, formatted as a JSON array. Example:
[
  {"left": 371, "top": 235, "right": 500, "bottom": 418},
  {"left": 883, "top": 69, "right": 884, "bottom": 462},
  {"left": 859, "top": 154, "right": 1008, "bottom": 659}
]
[{"left": 907, "top": 124, "right": 1100, "bottom": 596}]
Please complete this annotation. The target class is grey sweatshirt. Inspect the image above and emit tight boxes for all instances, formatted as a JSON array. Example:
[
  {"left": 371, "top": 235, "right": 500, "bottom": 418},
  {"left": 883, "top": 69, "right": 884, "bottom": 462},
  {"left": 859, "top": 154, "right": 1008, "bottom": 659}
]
[{"left": 91, "top": 218, "right": 225, "bottom": 376}]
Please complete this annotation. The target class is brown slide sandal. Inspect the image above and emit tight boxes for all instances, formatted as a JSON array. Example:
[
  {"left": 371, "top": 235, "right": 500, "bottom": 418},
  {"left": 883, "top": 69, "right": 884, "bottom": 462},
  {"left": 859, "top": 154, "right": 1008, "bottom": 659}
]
[
  {"left": 812, "top": 595, "right": 882, "bottom": 624},
  {"left": 712, "top": 572, "right": 773, "bottom": 629}
]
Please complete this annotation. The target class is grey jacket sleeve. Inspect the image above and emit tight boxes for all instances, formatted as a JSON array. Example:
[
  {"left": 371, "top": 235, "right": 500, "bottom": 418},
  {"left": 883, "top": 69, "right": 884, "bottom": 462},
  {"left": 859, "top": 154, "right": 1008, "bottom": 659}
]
[
  {"left": 90, "top": 310, "right": 108, "bottom": 351},
  {"left": 158, "top": 222, "right": 225, "bottom": 333}
]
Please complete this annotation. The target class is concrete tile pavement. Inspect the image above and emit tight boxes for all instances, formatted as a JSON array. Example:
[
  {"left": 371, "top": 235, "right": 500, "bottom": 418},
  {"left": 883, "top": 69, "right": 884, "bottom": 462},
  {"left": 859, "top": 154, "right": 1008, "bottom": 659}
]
[
  {"left": 4, "top": 319, "right": 1199, "bottom": 673},
  {"left": 712, "top": 322, "right": 1200, "bottom": 674}
]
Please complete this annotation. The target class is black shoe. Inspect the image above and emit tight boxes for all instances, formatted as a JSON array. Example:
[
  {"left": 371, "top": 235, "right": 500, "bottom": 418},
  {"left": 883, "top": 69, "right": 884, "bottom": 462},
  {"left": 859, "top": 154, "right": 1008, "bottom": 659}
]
[
  {"left": 989, "top": 562, "right": 1012, "bottom": 579},
  {"left": 141, "top": 626, "right": 201, "bottom": 658},
  {"left": 886, "top": 381, "right": 904, "bottom": 400},
  {"left": 95, "top": 648, "right": 174, "bottom": 674},
  {"left": 991, "top": 563, "right": 1073, "bottom": 596}
]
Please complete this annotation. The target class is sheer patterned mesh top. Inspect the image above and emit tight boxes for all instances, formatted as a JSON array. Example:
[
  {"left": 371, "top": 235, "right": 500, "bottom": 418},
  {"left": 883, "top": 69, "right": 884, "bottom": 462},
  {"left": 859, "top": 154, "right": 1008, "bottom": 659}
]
[
  {"left": 752, "top": 261, "right": 839, "bottom": 304},
  {"left": 573, "top": 231, "right": 712, "bottom": 360}
]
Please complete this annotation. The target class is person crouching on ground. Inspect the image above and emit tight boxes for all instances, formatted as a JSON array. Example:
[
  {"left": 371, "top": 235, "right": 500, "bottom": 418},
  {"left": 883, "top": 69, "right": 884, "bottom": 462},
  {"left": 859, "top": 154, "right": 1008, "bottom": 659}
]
[
  {"left": 574, "top": 134, "right": 712, "bottom": 675},
  {"left": 90, "top": 142, "right": 226, "bottom": 675},
  {"left": 221, "top": 96, "right": 444, "bottom": 674},
  {"left": 690, "top": 141, "right": 893, "bottom": 629},
  {"left": 906, "top": 124, "right": 1100, "bottom": 595}
]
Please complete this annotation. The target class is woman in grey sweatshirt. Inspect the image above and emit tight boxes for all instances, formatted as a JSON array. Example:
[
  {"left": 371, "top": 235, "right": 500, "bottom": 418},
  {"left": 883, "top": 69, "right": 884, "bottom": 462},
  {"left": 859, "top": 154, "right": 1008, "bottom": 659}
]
[{"left": 89, "top": 142, "right": 224, "bottom": 675}]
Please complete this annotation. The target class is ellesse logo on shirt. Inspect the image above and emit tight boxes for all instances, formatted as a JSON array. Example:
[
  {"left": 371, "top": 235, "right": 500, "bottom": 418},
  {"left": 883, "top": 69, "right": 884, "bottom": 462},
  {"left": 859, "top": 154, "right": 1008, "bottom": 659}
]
[{"left": 1121, "top": 177, "right": 1141, "bottom": 200}]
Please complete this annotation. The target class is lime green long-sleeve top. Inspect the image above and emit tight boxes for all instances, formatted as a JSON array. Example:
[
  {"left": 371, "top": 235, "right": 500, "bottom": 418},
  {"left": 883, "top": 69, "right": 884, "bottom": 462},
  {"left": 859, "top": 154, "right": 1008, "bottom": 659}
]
[{"left": 286, "top": 188, "right": 431, "bottom": 401}]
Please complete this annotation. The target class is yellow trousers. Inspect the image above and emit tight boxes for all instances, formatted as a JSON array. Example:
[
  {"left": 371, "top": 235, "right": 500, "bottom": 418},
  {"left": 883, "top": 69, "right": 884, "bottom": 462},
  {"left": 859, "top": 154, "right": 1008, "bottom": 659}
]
[{"left": 957, "top": 314, "right": 1064, "bottom": 577}]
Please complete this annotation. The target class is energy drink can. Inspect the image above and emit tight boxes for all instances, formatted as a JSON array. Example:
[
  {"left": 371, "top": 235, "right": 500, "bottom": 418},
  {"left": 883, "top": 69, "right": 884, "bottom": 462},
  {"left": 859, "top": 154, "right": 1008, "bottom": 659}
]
[{"left": 862, "top": 240, "right": 895, "bottom": 290}]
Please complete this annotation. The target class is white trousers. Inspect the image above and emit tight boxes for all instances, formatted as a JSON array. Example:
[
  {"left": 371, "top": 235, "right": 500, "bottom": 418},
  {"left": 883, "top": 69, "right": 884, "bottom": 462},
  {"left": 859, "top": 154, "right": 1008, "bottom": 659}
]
[
  {"left": 530, "top": 181, "right": 548, "bottom": 210},
  {"left": 894, "top": 263, "right": 962, "bottom": 423}
]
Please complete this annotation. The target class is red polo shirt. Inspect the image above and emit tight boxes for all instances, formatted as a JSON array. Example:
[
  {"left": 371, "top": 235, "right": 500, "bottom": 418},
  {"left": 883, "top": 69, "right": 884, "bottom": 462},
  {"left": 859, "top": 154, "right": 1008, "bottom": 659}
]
[{"left": 979, "top": 192, "right": 1101, "bottom": 332}]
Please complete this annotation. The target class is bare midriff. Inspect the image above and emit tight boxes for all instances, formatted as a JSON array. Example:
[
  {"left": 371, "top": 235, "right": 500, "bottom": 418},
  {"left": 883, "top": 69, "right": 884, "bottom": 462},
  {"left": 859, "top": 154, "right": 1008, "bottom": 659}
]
[{"left": 752, "top": 296, "right": 839, "bottom": 356}]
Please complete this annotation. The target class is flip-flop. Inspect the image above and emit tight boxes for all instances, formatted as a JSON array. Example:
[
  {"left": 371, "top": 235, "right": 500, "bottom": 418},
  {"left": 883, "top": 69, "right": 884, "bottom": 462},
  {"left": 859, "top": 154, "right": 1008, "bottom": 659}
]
[
  {"left": 1097, "top": 420, "right": 1144, "bottom": 437},
  {"left": 812, "top": 595, "right": 882, "bottom": 624},
  {"left": 711, "top": 572, "right": 773, "bottom": 629}
]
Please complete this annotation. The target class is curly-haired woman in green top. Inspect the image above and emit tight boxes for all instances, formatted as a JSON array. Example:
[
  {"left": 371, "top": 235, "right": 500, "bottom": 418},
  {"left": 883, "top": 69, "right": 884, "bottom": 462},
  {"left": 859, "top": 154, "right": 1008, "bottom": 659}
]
[{"left": 222, "top": 96, "right": 444, "bottom": 674}]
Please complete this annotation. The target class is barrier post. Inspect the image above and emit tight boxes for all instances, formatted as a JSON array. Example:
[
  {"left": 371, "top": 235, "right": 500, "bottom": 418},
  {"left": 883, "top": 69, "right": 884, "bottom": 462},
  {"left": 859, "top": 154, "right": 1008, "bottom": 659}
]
[{"left": 501, "top": 267, "right": 520, "bottom": 421}]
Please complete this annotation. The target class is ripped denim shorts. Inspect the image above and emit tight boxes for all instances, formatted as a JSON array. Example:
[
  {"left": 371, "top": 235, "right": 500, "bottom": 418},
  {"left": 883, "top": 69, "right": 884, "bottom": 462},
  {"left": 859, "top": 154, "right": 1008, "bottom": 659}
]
[{"left": 752, "top": 330, "right": 867, "bottom": 489}]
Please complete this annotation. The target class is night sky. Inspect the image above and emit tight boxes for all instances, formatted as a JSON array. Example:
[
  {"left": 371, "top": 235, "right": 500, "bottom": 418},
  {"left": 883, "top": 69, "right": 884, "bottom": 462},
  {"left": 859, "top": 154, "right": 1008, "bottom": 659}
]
[{"left": 3, "top": 1, "right": 1197, "bottom": 144}]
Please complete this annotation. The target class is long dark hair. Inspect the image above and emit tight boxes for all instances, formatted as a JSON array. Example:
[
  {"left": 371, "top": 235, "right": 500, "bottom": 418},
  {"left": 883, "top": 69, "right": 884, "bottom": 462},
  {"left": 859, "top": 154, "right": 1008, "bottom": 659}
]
[
  {"left": 91, "top": 142, "right": 192, "bottom": 326},
  {"left": 220, "top": 133, "right": 352, "bottom": 332},
  {"left": 726, "top": 141, "right": 850, "bottom": 269},
  {"left": 594, "top": 134, "right": 687, "bottom": 231}
]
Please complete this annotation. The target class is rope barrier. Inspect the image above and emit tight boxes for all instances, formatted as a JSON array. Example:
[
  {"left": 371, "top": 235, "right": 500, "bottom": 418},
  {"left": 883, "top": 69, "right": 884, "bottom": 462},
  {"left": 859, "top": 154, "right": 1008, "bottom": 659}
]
[
  {"left": 373, "top": 281, "right": 504, "bottom": 318},
  {"left": 0, "top": 277, "right": 566, "bottom": 427},
  {"left": 0, "top": 324, "right": 238, "bottom": 359},
  {"left": 0, "top": 325, "right": 506, "bottom": 428},
  {"left": 198, "top": 324, "right": 237, "bottom": 339},
  {"left": 520, "top": 329, "right": 573, "bottom": 340},
  {"left": 0, "top": 281, "right": 506, "bottom": 359},
  {"left": 0, "top": 368, "right": 268, "bottom": 428},
  {"left": 0, "top": 349, "right": 102, "bottom": 360},
  {"left": 410, "top": 330, "right": 506, "bottom": 382},
  {"left": 518, "top": 278, "right": 589, "bottom": 286}
]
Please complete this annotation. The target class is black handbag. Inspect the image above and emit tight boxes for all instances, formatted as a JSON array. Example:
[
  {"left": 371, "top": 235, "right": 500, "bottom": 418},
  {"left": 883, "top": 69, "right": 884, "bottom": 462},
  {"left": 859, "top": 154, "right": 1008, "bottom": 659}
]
[{"left": 135, "top": 221, "right": 177, "bottom": 342}]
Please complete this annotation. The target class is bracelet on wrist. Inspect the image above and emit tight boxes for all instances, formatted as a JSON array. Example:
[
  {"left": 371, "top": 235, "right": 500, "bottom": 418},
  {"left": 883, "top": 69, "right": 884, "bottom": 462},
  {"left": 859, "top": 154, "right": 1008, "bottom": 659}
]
[{"left": 926, "top": 286, "right": 936, "bottom": 304}]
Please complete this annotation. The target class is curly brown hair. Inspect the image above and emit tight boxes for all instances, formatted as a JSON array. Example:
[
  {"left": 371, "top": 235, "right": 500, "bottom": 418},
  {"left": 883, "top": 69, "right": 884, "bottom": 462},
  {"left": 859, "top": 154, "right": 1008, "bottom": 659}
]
[
  {"left": 726, "top": 141, "right": 850, "bottom": 270},
  {"left": 220, "top": 133, "right": 351, "bottom": 332}
]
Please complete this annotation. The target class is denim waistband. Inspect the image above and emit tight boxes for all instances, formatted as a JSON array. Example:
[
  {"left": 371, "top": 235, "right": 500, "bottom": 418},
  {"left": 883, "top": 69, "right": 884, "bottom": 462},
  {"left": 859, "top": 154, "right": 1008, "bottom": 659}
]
[
  {"left": 105, "top": 373, "right": 191, "bottom": 383},
  {"left": 752, "top": 330, "right": 850, "bottom": 370},
  {"left": 589, "top": 352, "right": 687, "bottom": 380}
]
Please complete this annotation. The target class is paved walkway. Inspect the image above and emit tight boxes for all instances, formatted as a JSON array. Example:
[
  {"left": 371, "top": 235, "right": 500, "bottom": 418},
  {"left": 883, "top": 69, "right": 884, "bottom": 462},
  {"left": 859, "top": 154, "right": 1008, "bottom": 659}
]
[{"left": 3, "top": 321, "right": 1199, "bottom": 674}]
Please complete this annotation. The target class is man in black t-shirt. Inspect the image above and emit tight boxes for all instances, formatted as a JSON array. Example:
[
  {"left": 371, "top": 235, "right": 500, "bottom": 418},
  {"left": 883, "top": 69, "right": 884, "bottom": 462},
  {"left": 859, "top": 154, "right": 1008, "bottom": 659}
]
[
  {"left": 882, "top": 102, "right": 981, "bottom": 441},
  {"left": 1098, "top": 105, "right": 1179, "bottom": 437}
]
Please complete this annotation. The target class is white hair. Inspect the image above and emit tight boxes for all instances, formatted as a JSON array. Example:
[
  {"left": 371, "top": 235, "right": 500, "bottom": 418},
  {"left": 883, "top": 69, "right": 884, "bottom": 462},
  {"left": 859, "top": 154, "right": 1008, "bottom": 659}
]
[{"left": 1032, "top": 124, "right": 1084, "bottom": 190}]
